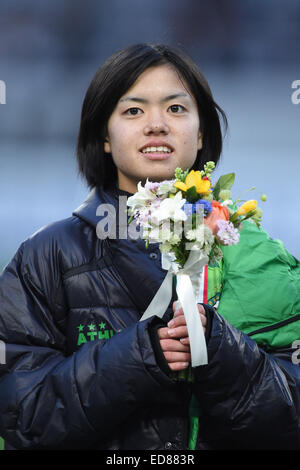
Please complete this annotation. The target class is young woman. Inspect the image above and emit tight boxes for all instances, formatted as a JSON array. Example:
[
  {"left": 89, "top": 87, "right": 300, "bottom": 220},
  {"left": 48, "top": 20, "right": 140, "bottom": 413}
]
[{"left": 0, "top": 44, "right": 299, "bottom": 450}]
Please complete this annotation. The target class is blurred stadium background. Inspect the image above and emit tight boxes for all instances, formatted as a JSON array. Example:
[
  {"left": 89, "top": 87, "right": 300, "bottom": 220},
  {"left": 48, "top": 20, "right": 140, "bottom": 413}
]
[{"left": 0, "top": 0, "right": 300, "bottom": 273}]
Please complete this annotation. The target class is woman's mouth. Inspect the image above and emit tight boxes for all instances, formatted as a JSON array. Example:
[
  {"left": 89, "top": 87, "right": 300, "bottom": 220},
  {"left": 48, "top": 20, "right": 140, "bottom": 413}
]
[{"left": 140, "top": 145, "right": 173, "bottom": 160}]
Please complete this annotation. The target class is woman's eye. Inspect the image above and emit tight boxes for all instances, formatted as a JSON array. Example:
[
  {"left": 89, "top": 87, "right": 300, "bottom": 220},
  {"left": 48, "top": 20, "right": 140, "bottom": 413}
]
[
  {"left": 168, "top": 104, "right": 185, "bottom": 113},
  {"left": 125, "top": 107, "right": 142, "bottom": 116}
]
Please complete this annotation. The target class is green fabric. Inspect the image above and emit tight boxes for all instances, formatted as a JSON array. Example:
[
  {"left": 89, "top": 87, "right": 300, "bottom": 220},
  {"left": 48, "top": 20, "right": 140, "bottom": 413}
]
[
  {"left": 216, "top": 220, "right": 300, "bottom": 348},
  {"left": 188, "top": 418, "right": 198, "bottom": 450},
  {"left": 0, "top": 437, "right": 4, "bottom": 450},
  {"left": 207, "top": 260, "right": 223, "bottom": 307},
  {"left": 188, "top": 394, "right": 202, "bottom": 450}
]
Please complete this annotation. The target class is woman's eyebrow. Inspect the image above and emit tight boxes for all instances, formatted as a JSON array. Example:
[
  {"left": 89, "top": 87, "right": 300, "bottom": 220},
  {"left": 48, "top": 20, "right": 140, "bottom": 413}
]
[{"left": 119, "top": 92, "right": 190, "bottom": 104}]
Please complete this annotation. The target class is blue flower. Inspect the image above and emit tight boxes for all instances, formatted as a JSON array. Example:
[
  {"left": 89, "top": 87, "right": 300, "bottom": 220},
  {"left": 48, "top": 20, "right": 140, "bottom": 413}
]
[
  {"left": 196, "top": 199, "right": 212, "bottom": 215},
  {"left": 183, "top": 199, "right": 212, "bottom": 217}
]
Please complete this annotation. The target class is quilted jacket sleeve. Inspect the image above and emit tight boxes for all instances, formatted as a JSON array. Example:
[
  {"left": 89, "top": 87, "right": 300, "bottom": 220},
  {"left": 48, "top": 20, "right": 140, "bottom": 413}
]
[
  {"left": 192, "top": 308, "right": 300, "bottom": 449},
  {"left": 0, "top": 243, "right": 180, "bottom": 450}
]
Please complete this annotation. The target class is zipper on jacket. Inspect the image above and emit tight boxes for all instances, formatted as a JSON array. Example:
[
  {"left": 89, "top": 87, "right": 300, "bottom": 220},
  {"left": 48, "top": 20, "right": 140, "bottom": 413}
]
[{"left": 248, "top": 313, "right": 300, "bottom": 337}]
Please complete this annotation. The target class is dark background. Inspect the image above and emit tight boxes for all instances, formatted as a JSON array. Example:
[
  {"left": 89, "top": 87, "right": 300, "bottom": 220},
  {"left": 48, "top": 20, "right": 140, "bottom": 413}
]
[{"left": 0, "top": 0, "right": 300, "bottom": 269}]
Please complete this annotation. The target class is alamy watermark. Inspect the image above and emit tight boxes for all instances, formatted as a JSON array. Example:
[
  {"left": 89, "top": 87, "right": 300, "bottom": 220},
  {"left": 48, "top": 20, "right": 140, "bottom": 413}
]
[
  {"left": 0, "top": 80, "right": 6, "bottom": 104},
  {"left": 0, "top": 340, "right": 6, "bottom": 364},
  {"left": 95, "top": 196, "right": 205, "bottom": 244},
  {"left": 292, "top": 340, "right": 300, "bottom": 365},
  {"left": 291, "top": 80, "right": 300, "bottom": 105}
]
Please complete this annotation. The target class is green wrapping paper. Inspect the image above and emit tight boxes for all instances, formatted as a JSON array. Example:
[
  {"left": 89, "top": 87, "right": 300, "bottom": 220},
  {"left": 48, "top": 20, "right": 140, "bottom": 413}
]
[{"left": 215, "top": 220, "right": 300, "bottom": 348}]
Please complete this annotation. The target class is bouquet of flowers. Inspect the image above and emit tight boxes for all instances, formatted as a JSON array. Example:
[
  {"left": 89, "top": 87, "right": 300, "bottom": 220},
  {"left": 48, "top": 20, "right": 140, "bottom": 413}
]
[{"left": 127, "top": 162, "right": 265, "bottom": 367}]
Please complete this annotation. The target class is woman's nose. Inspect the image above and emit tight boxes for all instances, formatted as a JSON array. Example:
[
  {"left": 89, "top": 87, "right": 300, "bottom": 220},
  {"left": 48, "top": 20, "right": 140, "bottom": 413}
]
[{"left": 143, "top": 114, "right": 170, "bottom": 135}]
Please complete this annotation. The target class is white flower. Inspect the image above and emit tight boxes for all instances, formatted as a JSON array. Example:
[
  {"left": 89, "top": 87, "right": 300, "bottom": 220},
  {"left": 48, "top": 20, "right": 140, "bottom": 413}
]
[
  {"left": 185, "top": 225, "right": 214, "bottom": 253},
  {"left": 196, "top": 226, "right": 205, "bottom": 242},
  {"left": 185, "top": 229, "right": 196, "bottom": 241},
  {"left": 146, "top": 222, "right": 182, "bottom": 245},
  {"left": 202, "top": 225, "right": 214, "bottom": 247},
  {"left": 156, "top": 179, "right": 177, "bottom": 196},
  {"left": 221, "top": 199, "right": 233, "bottom": 207},
  {"left": 185, "top": 241, "right": 202, "bottom": 251},
  {"left": 127, "top": 181, "right": 156, "bottom": 211},
  {"left": 152, "top": 191, "right": 187, "bottom": 223},
  {"left": 158, "top": 225, "right": 172, "bottom": 242},
  {"left": 135, "top": 207, "right": 153, "bottom": 228},
  {"left": 146, "top": 226, "right": 161, "bottom": 243},
  {"left": 160, "top": 241, "right": 173, "bottom": 253},
  {"left": 169, "top": 233, "right": 181, "bottom": 244}
]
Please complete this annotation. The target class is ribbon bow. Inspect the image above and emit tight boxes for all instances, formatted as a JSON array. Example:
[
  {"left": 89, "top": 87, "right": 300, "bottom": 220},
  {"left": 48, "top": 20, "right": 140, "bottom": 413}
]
[{"left": 140, "top": 250, "right": 208, "bottom": 367}]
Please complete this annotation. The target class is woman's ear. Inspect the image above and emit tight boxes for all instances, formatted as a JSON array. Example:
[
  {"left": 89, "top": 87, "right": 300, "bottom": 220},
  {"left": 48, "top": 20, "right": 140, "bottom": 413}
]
[
  {"left": 104, "top": 137, "right": 111, "bottom": 154},
  {"left": 197, "top": 132, "right": 203, "bottom": 151}
]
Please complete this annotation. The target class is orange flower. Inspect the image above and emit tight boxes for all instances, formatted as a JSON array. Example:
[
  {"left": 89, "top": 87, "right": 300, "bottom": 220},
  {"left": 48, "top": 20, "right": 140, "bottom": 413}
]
[
  {"left": 211, "top": 201, "right": 230, "bottom": 220},
  {"left": 204, "top": 201, "right": 229, "bottom": 235}
]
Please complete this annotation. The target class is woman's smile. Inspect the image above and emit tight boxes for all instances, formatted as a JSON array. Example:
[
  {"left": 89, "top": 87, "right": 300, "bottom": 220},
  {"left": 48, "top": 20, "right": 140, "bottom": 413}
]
[{"left": 139, "top": 140, "right": 174, "bottom": 160}]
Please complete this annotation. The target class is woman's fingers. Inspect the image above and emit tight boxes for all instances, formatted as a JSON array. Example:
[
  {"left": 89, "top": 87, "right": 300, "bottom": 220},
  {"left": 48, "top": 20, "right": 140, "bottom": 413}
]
[
  {"left": 172, "top": 301, "right": 184, "bottom": 316},
  {"left": 167, "top": 325, "right": 189, "bottom": 339},
  {"left": 179, "top": 337, "right": 190, "bottom": 345},
  {"left": 158, "top": 327, "right": 191, "bottom": 348},
  {"left": 157, "top": 326, "right": 173, "bottom": 340},
  {"left": 163, "top": 350, "right": 191, "bottom": 363},
  {"left": 167, "top": 312, "right": 207, "bottom": 338},
  {"left": 168, "top": 314, "right": 187, "bottom": 328},
  {"left": 159, "top": 338, "right": 190, "bottom": 352},
  {"left": 157, "top": 329, "right": 191, "bottom": 371},
  {"left": 168, "top": 362, "right": 190, "bottom": 371},
  {"left": 157, "top": 303, "right": 208, "bottom": 372}
]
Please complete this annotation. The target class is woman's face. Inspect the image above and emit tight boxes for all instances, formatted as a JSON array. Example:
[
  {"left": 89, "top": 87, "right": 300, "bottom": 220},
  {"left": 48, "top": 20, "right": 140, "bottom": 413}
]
[{"left": 104, "top": 64, "right": 203, "bottom": 193}]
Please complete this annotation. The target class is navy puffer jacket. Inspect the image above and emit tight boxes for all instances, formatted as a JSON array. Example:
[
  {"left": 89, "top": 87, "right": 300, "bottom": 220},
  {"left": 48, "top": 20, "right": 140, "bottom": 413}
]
[{"left": 0, "top": 186, "right": 299, "bottom": 450}]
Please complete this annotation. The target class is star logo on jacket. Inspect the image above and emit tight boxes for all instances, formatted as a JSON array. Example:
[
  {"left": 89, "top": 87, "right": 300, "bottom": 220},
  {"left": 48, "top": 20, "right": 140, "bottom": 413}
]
[{"left": 76, "top": 320, "right": 122, "bottom": 346}]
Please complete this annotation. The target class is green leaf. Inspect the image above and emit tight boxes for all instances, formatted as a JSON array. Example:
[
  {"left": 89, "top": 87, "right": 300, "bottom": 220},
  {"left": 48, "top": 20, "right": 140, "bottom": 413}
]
[
  {"left": 240, "top": 209, "right": 257, "bottom": 221},
  {"left": 186, "top": 186, "right": 198, "bottom": 203},
  {"left": 213, "top": 173, "right": 235, "bottom": 199},
  {"left": 182, "top": 168, "right": 190, "bottom": 181}
]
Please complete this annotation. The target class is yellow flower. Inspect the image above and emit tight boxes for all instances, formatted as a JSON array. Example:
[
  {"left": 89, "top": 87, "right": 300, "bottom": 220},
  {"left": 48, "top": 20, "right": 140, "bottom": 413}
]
[
  {"left": 236, "top": 199, "right": 257, "bottom": 216},
  {"left": 174, "top": 170, "right": 211, "bottom": 195}
]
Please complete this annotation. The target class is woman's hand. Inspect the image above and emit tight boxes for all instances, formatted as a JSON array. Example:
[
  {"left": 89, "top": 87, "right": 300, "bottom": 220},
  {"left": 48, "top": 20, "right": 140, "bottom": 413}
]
[{"left": 157, "top": 302, "right": 206, "bottom": 371}]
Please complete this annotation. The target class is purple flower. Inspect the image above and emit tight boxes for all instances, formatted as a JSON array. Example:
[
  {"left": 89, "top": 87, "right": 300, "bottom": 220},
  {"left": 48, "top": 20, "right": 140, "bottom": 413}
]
[
  {"left": 144, "top": 181, "right": 161, "bottom": 192},
  {"left": 216, "top": 220, "right": 240, "bottom": 246}
]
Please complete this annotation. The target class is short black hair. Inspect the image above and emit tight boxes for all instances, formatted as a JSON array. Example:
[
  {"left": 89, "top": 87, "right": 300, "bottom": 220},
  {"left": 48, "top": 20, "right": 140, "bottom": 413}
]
[{"left": 76, "top": 43, "right": 228, "bottom": 189}]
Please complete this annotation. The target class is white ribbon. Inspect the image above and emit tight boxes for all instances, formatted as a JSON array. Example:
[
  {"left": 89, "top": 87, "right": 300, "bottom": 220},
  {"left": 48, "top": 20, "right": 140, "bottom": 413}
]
[{"left": 140, "top": 250, "right": 208, "bottom": 367}]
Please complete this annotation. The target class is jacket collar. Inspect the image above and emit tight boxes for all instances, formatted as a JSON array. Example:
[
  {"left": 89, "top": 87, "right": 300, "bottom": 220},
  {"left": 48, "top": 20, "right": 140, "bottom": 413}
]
[
  {"left": 72, "top": 186, "right": 176, "bottom": 316},
  {"left": 73, "top": 186, "right": 126, "bottom": 229}
]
